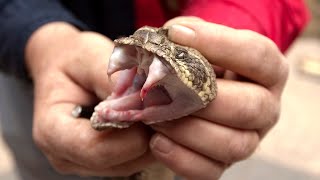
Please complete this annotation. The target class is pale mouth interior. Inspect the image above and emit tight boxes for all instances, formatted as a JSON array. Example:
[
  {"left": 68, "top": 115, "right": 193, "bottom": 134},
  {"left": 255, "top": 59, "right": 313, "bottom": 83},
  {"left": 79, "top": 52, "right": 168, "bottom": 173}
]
[
  {"left": 93, "top": 45, "right": 173, "bottom": 124},
  {"left": 109, "top": 68, "right": 172, "bottom": 110}
]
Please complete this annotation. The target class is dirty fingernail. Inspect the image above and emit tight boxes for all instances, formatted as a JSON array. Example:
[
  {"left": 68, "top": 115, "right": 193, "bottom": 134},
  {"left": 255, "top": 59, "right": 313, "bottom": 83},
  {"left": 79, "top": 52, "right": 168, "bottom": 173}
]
[{"left": 150, "top": 134, "right": 174, "bottom": 154}]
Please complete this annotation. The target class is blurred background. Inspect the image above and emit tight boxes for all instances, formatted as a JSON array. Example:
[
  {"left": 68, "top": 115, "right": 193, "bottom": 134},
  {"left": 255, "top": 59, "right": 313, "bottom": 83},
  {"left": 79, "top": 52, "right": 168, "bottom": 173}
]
[{"left": 1, "top": 0, "right": 320, "bottom": 179}]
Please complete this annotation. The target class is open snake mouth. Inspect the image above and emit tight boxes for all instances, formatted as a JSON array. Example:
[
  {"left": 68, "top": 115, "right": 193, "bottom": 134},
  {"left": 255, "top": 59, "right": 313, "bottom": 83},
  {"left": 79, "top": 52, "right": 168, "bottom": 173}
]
[
  {"left": 108, "top": 45, "right": 173, "bottom": 105},
  {"left": 91, "top": 45, "right": 175, "bottom": 129},
  {"left": 90, "top": 26, "right": 216, "bottom": 129}
]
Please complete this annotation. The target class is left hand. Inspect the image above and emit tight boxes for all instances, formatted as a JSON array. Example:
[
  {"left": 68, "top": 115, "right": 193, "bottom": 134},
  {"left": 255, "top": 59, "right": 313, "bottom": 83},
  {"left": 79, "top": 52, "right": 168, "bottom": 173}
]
[
  {"left": 149, "top": 17, "right": 289, "bottom": 180},
  {"left": 26, "top": 22, "right": 154, "bottom": 177}
]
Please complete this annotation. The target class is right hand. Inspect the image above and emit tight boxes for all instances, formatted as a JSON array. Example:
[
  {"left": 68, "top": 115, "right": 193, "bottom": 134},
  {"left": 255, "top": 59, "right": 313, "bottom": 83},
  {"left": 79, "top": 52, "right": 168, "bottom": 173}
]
[
  {"left": 149, "top": 17, "right": 289, "bottom": 180},
  {"left": 25, "top": 22, "right": 154, "bottom": 177}
]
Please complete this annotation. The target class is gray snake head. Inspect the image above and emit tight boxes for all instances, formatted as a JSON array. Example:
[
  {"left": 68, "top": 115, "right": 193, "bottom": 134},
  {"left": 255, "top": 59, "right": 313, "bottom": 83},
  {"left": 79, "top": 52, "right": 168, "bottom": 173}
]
[{"left": 90, "top": 26, "right": 217, "bottom": 129}]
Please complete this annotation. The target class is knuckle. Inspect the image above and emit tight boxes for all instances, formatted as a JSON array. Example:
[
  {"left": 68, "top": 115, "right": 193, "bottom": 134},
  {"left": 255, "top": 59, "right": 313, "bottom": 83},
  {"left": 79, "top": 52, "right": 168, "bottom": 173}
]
[
  {"left": 237, "top": 102, "right": 259, "bottom": 128},
  {"left": 254, "top": 89, "right": 272, "bottom": 126},
  {"left": 32, "top": 122, "right": 49, "bottom": 152},
  {"left": 49, "top": 159, "right": 72, "bottom": 175},
  {"left": 50, "top": 158, "right": 91, "bottom": 178},
  {"left": 241, "top": 31, "right": 269, "bottom": 71},
  {"left": 256, "top": 91, "right": 281, "bottom": 131},
  {"left": 238, "top": 30, "right": 282, "bottom": 81},
  {"left": 238, "top": 30, "right": 270, "bottom": 58},
  {"left": 272, "top": 53, "right": 289, "bottom": 86},
  {"left": 237, "top": 86, "right": 279, "bottom": 129},
  {"left": 235, "top": 90, "right": 264, "bottom": 128},
  {"left": 227, "top": 132, "right": 258, "bottom": 163},
  {"left": 278, "top": 56, "right": 290, "bottom": 85},
  {"left": 32, "top": 126, "right": 42, "bottom": 146},
  {"left": 266, "top": 98, "right": 281, "bottom": 128}
]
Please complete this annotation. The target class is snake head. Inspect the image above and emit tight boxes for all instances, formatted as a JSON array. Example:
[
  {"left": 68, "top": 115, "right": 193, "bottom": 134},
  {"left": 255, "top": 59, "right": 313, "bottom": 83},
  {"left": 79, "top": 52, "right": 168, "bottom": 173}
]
[{"left": 90, "top": 26, "right": 217, "bottom": 129}]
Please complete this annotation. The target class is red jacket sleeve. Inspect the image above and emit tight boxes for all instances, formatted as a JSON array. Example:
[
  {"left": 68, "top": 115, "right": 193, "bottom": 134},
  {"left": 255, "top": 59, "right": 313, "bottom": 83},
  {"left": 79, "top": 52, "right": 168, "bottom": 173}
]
[
  {"left": 134, "top": 0, "right": 310, "bottom": 52},
  {"left": 181, "top": 0, "right": 310, "bottom": 52}
]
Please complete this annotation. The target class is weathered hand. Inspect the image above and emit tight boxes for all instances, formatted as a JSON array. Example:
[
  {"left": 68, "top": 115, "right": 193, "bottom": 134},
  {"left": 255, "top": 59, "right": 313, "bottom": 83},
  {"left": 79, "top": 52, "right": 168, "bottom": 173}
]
[
  {"left": 150, "top": 17, "right": 289, "bottom": 180},
  {"left": 25, "top": 22, "right": 154, "bottom": 177}
]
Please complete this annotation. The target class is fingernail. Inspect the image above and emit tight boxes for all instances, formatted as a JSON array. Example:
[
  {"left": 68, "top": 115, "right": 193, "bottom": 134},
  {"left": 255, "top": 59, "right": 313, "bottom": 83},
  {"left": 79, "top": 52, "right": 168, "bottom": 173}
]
[
  {"left": 150, "top": 134, "right": 174, "bottom": 154},
  {"left": 169, "top": 24, "right": 195, "bottom": 40}
]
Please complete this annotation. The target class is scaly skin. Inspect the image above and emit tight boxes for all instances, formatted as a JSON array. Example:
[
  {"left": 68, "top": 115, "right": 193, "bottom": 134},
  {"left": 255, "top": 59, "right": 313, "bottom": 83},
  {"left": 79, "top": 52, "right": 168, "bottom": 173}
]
[{"left": 90, "top": 26, "right": 217, "bottom": 129}]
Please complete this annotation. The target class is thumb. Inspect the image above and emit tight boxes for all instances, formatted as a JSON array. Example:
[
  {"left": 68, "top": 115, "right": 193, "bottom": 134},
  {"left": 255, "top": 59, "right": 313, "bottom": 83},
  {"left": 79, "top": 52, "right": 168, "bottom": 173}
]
[
  {"left": 65, "top": 31, "right": 115, "bottom": 100},
  {"left": 164, "top": 16, "right": 204, "bottom": 27}
]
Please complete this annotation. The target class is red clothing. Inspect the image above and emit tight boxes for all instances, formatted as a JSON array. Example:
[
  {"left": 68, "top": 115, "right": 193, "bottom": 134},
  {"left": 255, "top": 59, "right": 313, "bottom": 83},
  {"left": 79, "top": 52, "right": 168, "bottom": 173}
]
[{"left": 135, "top": 0, "right": 310, "bottom": 52}]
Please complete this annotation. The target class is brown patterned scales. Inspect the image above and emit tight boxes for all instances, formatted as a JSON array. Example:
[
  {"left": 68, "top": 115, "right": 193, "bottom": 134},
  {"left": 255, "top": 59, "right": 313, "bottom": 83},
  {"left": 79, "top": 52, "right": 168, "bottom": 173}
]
[{"left": 91, "top": 26, "right": 217, "bottom": 129}]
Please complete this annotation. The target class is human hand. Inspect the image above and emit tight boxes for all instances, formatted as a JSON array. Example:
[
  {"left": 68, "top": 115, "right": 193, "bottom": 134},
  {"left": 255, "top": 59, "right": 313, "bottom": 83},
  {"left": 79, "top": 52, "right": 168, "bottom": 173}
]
[
  {"left": 149, "top": 17, "right": 289, "bottom": 180},
  {"left": 25, "top": 22, "right": 154, "bottom": 177}
]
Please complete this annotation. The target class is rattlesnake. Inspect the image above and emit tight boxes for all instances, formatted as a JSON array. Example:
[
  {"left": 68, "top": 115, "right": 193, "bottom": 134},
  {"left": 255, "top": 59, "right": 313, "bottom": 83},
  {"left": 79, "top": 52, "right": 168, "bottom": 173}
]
[{"left": 90, "top": 26, "right": 217, "bottom": 130}]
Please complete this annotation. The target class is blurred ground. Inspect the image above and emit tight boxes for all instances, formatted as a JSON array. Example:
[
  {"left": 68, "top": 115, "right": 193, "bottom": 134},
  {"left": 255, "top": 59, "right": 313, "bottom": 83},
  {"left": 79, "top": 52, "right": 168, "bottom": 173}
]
[
  {"left": 304, "top": 0, "right": 320, "bottom": 38},
  {"left": 1, "top": 1, "right": 320, "bottom": 179},
  {"left": 0, "top": 124, "right": 19, "bottom": 180}
]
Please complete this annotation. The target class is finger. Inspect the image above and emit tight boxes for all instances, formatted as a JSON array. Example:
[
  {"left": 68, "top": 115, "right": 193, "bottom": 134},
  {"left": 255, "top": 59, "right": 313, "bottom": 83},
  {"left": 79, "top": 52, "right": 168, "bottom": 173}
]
[
  {"left": 48, "top": 151, "right": 155, "bottom": 177},
  {"left": 33, "top": 71, "right": 97, "bottom": 108},
  {"left": 164, "top": 16, "right": 204, "bottom": 27},
  {"left": 44, "top": 104, "right": 151, "bottom": 168},
  {"left": 151, "top": 118, "right": 259, "bottom": 164},
  {"left": 64, "top": 32, "right": 115, "bottom": 100},
  {"left": 33, "top": 66, "right": 154, "bottom": 176},
  {"left": 194, "top": 79, "right": 280, "bottom": 130},
  {"left": 150, "top": 133, "right": 225, "bottom": 180},
  {"left": 43, "top": 105, "right": 150, "bottom": 168},
  {"left": 167, "top": 20, "right": 288, "bottom": 88}
]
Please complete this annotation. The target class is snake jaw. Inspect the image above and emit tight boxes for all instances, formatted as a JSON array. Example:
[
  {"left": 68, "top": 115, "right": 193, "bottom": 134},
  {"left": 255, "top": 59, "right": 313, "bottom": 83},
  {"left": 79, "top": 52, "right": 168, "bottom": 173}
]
[
  {"left": 90, "top": 26, "right": 217, "bottom": 130},
  {"left": 91, "top": 45, "right": 174, "bottom": 129}
]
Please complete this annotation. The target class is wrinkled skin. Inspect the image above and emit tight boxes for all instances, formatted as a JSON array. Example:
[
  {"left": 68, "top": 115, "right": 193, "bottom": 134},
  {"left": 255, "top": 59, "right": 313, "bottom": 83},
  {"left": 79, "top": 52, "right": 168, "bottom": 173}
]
[
  {"left": 27, "top": 16, "right": 289, "bottom": 180},
  {"left": 26, "top": 22, "right": 155, "bottom": 177}
]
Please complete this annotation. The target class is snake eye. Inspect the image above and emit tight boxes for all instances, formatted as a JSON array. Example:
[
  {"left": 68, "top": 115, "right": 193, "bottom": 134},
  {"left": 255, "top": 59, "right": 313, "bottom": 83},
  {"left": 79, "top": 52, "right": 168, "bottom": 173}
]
[
  {"left": 177, "top": 52, "right": 185, "bottom": 59},
  {"left": 175, "top": 47, "right": 188, "bottom": 59}
]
